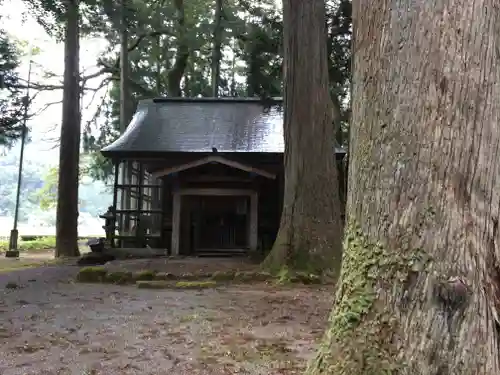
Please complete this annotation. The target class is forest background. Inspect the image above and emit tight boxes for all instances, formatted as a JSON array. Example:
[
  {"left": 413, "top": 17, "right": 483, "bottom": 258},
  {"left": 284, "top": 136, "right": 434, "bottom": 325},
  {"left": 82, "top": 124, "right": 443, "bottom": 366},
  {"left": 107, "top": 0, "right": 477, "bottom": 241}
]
[{"left": 0, "top": 0, "right": 350, "bottom": 237}]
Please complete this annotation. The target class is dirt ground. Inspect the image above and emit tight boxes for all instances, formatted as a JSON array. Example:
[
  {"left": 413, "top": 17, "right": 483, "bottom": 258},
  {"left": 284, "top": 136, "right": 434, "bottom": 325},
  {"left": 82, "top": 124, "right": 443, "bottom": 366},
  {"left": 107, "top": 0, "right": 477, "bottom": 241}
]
[
  {"left": 103, "top": 257, "right": 260, "bottom": 275},
  {"left": 0, "top": 257, "right": 334, "bottom": 375}
]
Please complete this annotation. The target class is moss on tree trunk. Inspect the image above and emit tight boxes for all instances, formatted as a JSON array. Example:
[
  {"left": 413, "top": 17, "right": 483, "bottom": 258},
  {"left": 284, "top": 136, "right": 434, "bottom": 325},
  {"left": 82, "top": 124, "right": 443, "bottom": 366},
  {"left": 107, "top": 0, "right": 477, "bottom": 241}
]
[
  {"left": 306, "top": 1, "right": 500, "bottom": 374},
  {"left": 261, "top": 0, "right": 343, "bottom": 277}
]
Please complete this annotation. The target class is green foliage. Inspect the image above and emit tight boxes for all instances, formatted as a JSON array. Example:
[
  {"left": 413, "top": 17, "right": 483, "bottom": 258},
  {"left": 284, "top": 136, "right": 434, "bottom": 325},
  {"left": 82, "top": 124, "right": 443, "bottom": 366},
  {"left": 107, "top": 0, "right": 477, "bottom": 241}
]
[
  {"left": 0, "top": 28, "right": 26, "bottom": 147},
  {"left": 76, "top": 266, "right": 108, "bottom": 282},
  {"left": 0, "top": 236, "right": 56, "bottom": 251},
  {"left": 34, "top": 167, "right": 58, "bottom": 210},
  {"left": 80, "top": 0, "right": 352, "bottom": 180},
  {"left": 134, "top": 269, "right": 157, "bottom": 281},
  {"left": 23, "top": 0, "right": 106, "bottom": 39}
]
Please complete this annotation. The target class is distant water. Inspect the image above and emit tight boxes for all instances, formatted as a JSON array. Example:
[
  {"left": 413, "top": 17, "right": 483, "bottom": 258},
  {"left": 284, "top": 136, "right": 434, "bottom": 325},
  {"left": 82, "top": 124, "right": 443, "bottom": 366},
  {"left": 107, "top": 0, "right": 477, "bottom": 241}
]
[{"left": 0, "top": 216, "right": 105, "bottom": 237}]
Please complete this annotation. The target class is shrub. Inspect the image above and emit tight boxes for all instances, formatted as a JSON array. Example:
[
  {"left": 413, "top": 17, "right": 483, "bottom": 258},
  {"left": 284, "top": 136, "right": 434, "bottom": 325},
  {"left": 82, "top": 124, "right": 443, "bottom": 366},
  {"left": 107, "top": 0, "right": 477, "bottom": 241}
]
[
  {"left": 175, "top": 281, "right": 217, "bottom": 289},
  {"left": 20, "top": 235, "right": 38, "bottom": 242},
  {"left": 0, "top": 236, "right": 56, "bottom": 252},
  {"left": 134, "top": 270, "right": 157, "bottom": 281},
  {"left": 76, "top": 266, "right": 108, "bottom": 283}
]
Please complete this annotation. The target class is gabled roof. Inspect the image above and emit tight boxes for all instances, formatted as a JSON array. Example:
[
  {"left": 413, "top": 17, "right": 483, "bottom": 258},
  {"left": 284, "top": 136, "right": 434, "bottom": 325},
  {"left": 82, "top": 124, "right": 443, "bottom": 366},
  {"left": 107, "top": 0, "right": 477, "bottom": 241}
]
[
  {"left": 100, "top": 97, "right": 346, "bottom": 156},
  {"left": 151, "top": 155, "right": 276, "bottom": 179}
]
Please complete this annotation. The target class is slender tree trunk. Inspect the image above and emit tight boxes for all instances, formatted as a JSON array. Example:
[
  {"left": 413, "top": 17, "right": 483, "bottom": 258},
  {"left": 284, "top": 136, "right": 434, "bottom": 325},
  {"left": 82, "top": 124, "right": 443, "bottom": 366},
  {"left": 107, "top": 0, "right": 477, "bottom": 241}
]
[
  {"left": 119, "top": 0, "right": 132, "bottom": 132},
  {"left": 211, "top": 0, "right": 223, "bottom": 97},
  {"left": 306, "top": 1, "right": 500, "bottom": 374},
  {"left": 55, "top": 0, "right": 81, "bottom": 258},
  {"left": 155, "top": 35, "right": 162, "bottom": 95},
  {"left": 261, "top": 0, "right": 343, "bottom": 276},
  {"left": 230, "top": 37, "right": 237, "bottom": 96},
  {"left": 167, "top": 0, "right": 189, "bottom": 97},
  {"left": 119, "top": 0, "right": 133, "bottom": 227}
]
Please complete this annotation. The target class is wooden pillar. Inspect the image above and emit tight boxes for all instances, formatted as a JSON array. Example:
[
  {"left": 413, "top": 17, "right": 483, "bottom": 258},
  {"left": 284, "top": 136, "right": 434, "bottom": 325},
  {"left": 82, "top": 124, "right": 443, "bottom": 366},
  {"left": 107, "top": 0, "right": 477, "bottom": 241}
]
[
  {"left": 249, "top": 191, "right": 258, "bottom": 251},
  {"left": 111, "top": 159, "right": 120, "bottom": 248},
  {"left": 171, "top": 191, "right": 181, "bottom": 256}
]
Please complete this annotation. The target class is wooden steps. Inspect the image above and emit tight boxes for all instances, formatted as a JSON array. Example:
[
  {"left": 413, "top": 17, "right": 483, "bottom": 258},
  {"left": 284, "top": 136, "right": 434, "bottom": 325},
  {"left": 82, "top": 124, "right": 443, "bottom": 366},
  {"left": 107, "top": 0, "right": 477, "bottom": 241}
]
[{"left": 195, "top": 248, "right": 248, "bottom": 257}]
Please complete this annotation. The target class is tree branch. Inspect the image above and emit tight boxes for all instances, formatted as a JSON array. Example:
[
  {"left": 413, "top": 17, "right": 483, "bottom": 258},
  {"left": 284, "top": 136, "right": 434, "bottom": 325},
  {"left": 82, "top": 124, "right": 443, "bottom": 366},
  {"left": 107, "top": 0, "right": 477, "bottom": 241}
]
[{"left": 86, "top": 27, "right": 174, "bottom": 81}]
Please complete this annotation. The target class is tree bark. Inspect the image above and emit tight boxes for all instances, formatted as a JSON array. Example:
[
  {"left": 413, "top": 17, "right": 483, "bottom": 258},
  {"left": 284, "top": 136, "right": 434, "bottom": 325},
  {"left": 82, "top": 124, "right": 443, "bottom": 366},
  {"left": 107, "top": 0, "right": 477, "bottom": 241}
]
[
  {"left": 211, "top": 0, "right": 223, "bottom": 97},
  {"left": 55, "top": 0, "right": 81, "bottom": 258},
  {"left": 306, "top": 1, "right": 500, "bottom": 374},
  {"left": 119, "top": 0, "right": 133, "bottom": 132},
  {"left": 261, "top": 0, "right": 343, "bottom": 276},
  {"left": 118, "top": 0, "right": 134, "bottom": 226},
  {"left": 167, "top": 0, "right": 189, "bottom": 97}
]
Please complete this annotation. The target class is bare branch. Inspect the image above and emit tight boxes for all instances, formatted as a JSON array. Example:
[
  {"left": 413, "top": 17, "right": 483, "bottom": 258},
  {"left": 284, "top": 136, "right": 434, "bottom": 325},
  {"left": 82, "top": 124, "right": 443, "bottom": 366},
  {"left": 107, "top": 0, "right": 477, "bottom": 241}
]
[
  {"left": 31, "top": 100, "right": 64, "bottom": 117},
  {"left": 84, "top": 85, "right": 110, "bottom": 134},
  {"left": 40, "top": 122, "right": 59, "bottom": 135},
  {"left": 6, "top": 28, "right": 169, "bottom": 95},
  {"left": 83, "top": 78, "right": 110, "bottom": 113}
]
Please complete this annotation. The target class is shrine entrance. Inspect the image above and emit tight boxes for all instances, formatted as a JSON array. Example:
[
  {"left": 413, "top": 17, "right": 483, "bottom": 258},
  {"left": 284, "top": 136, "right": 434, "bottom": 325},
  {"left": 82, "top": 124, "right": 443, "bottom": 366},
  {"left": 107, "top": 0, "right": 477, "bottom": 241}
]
[
  {"left": 172, "top": 188, "right": 259, "bottom": 256},
  {"left": 192, "top": 195, "right": 249, "bottom": 254}
]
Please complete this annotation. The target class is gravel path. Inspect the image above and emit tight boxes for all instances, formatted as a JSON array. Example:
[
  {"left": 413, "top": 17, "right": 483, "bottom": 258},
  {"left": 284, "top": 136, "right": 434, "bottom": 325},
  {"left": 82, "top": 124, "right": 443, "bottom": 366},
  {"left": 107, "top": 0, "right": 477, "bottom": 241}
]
[{"left": 0, "top": 265, "right": 332, "bottom": 375}]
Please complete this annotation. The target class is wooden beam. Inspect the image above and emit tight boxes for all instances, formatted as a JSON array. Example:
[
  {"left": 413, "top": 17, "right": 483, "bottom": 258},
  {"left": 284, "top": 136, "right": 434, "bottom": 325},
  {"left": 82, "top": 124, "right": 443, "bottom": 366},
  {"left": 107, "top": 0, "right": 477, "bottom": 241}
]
[
  {"left": 181, "top": 175, "right": 253, "bottom": 183},
  {"left": 151, "top": 155, "right": 276, "bottom": 179},
  {"left": 249, "top": 192, "right": 258, "bottom": 251},
  {"left": 178, "top": 188, "right": 254, "bottom": 196},
  {"left": 171, "top": 191, "right": 181, "bottom": 256}
]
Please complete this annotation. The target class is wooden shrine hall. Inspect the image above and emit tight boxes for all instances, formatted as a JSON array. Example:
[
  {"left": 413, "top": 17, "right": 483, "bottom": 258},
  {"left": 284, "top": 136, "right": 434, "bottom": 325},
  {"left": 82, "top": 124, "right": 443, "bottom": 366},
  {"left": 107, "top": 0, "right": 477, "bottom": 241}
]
[{"left": 100, "top": 97, "right": 346, "bottom": 256}]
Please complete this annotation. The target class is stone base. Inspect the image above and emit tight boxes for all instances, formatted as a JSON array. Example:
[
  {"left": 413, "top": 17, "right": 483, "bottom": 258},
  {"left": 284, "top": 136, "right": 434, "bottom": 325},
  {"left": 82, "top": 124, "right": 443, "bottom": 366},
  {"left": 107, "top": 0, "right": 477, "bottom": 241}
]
[{"left": 5, "top": 250, "right": 20, "bottom": 258}]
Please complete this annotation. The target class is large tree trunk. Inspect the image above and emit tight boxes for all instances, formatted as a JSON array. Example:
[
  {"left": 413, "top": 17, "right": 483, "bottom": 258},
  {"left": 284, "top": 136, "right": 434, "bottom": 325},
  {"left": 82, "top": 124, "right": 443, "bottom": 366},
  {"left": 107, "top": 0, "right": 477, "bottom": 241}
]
[
  {"left": 211, "top": 0, "right": 223, "bottom": 97},
  {"left": 306, "top": 1, "right": 500, "bottom": 374},
  {"left": 167, "top": 0, "right": 189, "bottom": 97},
  {"left": 261, "top": 0, "right": 343, "bottom": 276},
  {"left": 55, "top": 0, "right": 81, "bottom": 258}
]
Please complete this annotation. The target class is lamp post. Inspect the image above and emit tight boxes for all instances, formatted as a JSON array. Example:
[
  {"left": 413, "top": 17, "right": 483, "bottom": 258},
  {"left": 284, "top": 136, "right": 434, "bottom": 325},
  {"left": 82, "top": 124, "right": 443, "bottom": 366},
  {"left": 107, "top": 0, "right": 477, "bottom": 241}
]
[{"left": 6, "top": 48, "right": 33, "bottom": 257}]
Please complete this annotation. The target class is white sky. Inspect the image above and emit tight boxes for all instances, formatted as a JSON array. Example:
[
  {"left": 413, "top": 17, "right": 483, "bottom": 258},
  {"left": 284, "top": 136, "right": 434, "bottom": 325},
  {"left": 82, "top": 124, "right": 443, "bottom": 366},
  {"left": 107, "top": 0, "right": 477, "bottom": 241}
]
[{"left": 1, "top": 0, "right": 108, "bottom": 163}]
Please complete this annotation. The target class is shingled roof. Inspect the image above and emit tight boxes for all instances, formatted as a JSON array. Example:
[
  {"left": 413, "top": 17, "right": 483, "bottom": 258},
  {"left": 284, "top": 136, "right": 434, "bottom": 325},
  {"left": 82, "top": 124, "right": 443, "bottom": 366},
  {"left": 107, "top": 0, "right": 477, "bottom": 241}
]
[{"left": 101, "top": 97, "right": 345, "bottom": 155}]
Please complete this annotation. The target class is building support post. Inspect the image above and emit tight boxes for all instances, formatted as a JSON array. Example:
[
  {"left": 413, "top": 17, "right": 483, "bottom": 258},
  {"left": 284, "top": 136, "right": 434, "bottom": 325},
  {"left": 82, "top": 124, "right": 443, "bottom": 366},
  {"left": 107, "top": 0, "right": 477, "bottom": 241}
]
[
  {"left": 171, "top": 191, "right": 181, "bottom": 256},
  {"left": 249, "top": 191, "right": 258, "bottom": 251}
]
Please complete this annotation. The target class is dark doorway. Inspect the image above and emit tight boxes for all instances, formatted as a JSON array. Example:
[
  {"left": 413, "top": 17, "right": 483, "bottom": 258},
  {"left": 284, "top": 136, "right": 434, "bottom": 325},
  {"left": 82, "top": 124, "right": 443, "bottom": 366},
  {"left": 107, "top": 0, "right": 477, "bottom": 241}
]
[{"left": 189, "top": 195, "right": 249, "bottom": 255}]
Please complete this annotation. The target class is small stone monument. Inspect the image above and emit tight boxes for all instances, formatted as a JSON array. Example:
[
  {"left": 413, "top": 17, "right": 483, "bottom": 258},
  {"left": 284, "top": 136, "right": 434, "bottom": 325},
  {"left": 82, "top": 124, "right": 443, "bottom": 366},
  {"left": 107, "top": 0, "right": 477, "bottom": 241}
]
[
  {"left": 135, "top": 214, "right": 151, "bottom": 248},
  {"left": 99, "top": 206, "right": 116, "bottom": 247}
]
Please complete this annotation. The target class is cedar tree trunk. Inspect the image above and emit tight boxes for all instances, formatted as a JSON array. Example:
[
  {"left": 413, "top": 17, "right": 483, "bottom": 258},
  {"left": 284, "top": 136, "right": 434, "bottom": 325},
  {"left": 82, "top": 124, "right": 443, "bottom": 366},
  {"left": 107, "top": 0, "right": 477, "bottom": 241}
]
[
  {"left": 167, "top": 0, "right": 189, "bottom": 97},
  {"left": 262, "top": 0, "right": 343, "bottom": 276},
  {"left": 305, "top": 1, "right": 500, "bottom": 374},
  {"left": 55, "top": 0, "right": 81, "bottom": 258},
  {"left": 211, "top": 0, "right": 223, "bottom": 97}
]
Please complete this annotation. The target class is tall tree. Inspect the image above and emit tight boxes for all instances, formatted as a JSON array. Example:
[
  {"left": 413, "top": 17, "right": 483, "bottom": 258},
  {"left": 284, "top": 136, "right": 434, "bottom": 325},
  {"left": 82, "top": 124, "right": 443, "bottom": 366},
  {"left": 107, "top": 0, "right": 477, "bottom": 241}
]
[
  {"left": 262, "top": 0, "right": 343, "bottom": 276},
  {"left": 55, "top": 0, "right": 81, "bottom": 257},
  {"left": 211, "top": 0, "right": 223, "bottom": 97},
  {"left": 306, "top": 1, "right": 500, "bottom": 374},
  {"left": 167, "top": 0, "right": 189, "bottom": 96},
  {"left": 119, "top": 0, "right": 133, "bottom": 132}
]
